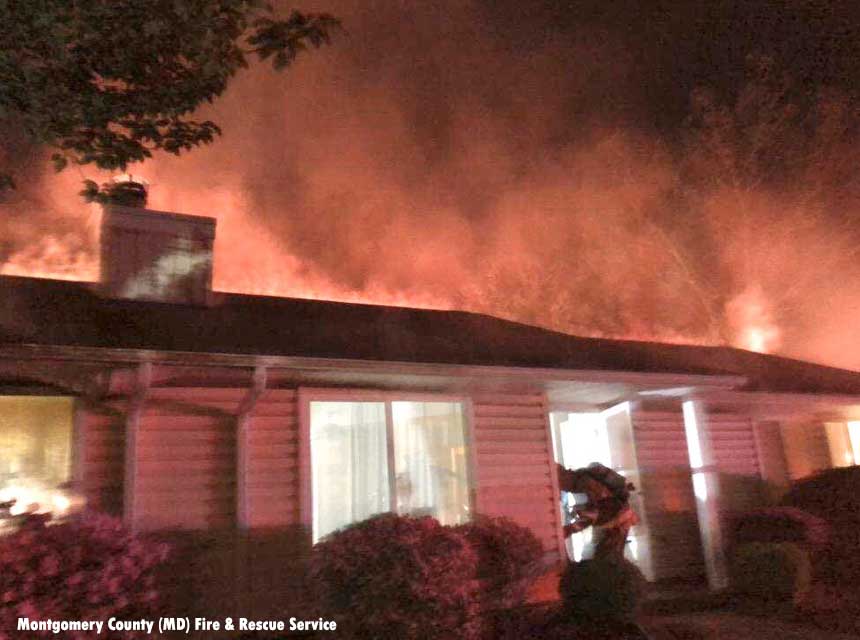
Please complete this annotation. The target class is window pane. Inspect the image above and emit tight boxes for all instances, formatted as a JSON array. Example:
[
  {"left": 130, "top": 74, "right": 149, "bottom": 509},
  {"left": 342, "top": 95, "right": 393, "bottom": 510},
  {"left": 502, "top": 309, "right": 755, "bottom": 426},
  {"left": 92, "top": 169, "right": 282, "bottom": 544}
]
[
  {"left": 310, "top": 401, "right": 389, "bottom": 542},
  {"left": 391, "top": 401, "right": 470, "bottom": 526},
  {"left": 0, "top": 396, "right": 73, "bottom": 517}
]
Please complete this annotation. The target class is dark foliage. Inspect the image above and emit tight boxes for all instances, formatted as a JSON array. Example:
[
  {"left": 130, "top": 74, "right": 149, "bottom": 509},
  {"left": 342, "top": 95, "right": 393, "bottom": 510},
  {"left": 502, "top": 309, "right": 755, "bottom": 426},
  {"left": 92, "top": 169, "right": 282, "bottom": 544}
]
[
  {"left": 780, "top": 465, "right": 860, "bottom": 523},
  {"left": 81, "top": 179, "right": 149, "bottom": 206},
  {"left": 0, "top": 513, "right": 170, "bottom": 640},
  {"left": 454, "top": 515, "right": 544, "bottom": 609},
  {"left": 307, "top": 513, "right": 480, "bottom": 640},
  {"left": 729, "top": 541, "right": 811, "bottom": 603},
  {"left": 780, "top": 465, "right": 860, "bottom": 583},
  {"left": 729, "top": 506, "right": 830, "bottom": 548},
  {"left": 0, "top": 1, "right": 339, "bottom": 193},
  {"left": 558, "top": 557, "right": 647, "bottom": 624}
]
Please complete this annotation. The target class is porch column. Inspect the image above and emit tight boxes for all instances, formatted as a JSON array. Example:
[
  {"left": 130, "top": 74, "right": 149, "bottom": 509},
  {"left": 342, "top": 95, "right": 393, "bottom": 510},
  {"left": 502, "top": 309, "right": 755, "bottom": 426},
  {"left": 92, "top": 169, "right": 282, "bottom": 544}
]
[
  {"left": 236, "top": 366, "right": 267, "bottom": 529},
  {"left": 682, "top": 400, "right": 728, "bottom": 590},
  {"left": 123, "top": 362, "right": 152, "bottom": 530},
  {"left": 628, "top": 400, "right": 708, "bottom": 585},
  {"left": 752, "top": 420, "right": 790, "bottom": 499}
]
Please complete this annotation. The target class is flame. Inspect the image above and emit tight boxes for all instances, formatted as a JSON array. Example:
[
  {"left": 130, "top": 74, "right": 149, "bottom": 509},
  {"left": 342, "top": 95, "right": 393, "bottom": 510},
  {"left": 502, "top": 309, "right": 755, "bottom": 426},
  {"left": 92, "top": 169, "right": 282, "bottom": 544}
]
[
  {"left": 0, "top": 171, "right": 453, "bottom": 311},
  {"left": 0, "top": 175, "right": 102, "bottom": 281},
  {"left": 2, "top": 0, "right": 857, "bottom": 371},
  {"left": 726, "top": 286, "right": 781, "bottom": 353},
  {"left": 0, "top": 235, "right": 98, "bottom": 282}
]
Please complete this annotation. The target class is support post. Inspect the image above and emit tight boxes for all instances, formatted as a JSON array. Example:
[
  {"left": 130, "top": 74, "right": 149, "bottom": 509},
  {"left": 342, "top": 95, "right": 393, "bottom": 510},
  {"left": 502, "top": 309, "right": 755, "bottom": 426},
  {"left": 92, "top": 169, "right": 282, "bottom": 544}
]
[
  {"left": 237, "top": 366, "right": 267, "bottom": 530},
  {"left": 683, "top": 399, "right": 728, "bottom": 590},
  {"left": 123, "top": 362, "right": 152, "bottom": 530}
]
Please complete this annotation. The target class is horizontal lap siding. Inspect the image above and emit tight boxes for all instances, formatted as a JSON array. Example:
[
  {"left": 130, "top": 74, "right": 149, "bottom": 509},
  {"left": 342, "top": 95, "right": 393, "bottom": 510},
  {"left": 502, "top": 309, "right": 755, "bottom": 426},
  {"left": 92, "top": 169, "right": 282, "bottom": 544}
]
[
  {"left": 472, "top": 394, "right": 560, "bottom": 558},
  {"left": 80, "top": 407, "right": 124, "bottom": 515},
  {"left": 632, "top": 409, "right": 705, "bottom": 581},
  {"left": 245, "top": 389, "right": 300, "bottom": 528},
  {"left": 134, "top": 388, "right": 243, "bottom": 530},
  {"left": 706, "top": 413, "right": 767, "bottom": 515},
  {"left": 76, "top": 383, "right": 303, "bottom": 626},
  {"left": 707, "top": 415, "right": 759, "bottom": 477}
]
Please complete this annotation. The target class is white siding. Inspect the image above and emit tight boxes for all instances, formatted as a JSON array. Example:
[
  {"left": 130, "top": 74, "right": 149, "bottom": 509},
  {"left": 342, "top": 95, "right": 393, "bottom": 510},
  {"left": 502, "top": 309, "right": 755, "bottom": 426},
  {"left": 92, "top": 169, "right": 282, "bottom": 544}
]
[
  {"left": 80, "top": 405, "right": 125, "bottom": 515},
  {"left": 631, "top": 408, "right": 705, "bottom": 582},
  {"left": 471, "top": 393, "right": 562, "bottom": 562},
  {"left": 133, "top": 387, "right": 242, "bottom": 530},
  {"left": 244, "top": 389, "right": 300, "bottom": 528},
  {"left": 707, "top": 414, "right": 760, "bottom": 477},
  {"left": 706, "top": 413, "right": 768, "bottom": 516}
]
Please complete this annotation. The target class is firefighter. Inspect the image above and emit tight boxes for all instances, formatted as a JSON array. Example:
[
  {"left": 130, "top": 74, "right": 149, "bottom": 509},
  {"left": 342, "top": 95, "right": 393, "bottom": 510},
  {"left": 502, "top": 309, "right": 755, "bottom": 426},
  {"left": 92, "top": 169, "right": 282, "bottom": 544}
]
[{"left": 557, "top": 462, "right": 639, "bottom": 560}]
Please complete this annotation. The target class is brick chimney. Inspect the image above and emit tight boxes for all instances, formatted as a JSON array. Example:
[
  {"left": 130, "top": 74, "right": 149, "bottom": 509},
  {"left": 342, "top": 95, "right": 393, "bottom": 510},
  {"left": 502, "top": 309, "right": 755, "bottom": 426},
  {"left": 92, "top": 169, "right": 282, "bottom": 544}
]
[{"left": 99, "top": 203, "right": 216, "bottom": 305}]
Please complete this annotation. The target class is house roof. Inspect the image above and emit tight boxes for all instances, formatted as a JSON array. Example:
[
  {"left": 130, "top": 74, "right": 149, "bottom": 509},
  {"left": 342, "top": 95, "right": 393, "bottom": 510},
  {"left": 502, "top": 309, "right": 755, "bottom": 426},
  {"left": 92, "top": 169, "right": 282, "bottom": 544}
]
[{"left": 2, "top": 274, "right": 860, "bottom": 396}]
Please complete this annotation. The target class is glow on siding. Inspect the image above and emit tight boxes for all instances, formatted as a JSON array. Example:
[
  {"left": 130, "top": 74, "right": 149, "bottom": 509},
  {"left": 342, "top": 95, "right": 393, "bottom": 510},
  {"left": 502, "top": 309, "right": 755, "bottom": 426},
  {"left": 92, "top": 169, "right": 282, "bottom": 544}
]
[
  {"left": 682, "top": 400, "right": 708, "bottom": 501},
  {"left": 602, "top": 401, "right": 631, "bottom": 418},
  {"left": 848, "top": 421, "right": 860, "bottom": 465}
]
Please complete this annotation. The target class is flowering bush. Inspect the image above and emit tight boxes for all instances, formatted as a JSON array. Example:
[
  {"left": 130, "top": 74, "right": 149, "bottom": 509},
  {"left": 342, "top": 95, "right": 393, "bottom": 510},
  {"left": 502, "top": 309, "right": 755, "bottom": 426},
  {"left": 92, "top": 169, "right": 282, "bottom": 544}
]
[
  {"left": 308, "top": 513, "right": 480, "bottom": 640},
  {"left": 454, "top": 515, "right": 544, "bottom": 609},
  {"left": 0, "top": 513, "right": 170, "bottom": 640}
]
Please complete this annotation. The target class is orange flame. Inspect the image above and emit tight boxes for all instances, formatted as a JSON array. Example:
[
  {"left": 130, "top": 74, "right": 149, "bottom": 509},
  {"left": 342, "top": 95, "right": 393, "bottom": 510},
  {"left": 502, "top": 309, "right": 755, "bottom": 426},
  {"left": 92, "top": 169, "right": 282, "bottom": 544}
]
[{"left": 726, "top": 287, "right": 781, "bottom": 353}]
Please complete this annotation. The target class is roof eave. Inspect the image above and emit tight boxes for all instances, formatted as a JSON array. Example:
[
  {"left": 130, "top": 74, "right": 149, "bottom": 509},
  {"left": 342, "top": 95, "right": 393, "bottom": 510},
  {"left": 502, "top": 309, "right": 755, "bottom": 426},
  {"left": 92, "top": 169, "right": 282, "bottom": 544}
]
[
  {"left": 0, "top": 342, "right": 748, "bottom": 391},
  {"left": 693, "top": 389, "right": 860, "bottom": 420}
]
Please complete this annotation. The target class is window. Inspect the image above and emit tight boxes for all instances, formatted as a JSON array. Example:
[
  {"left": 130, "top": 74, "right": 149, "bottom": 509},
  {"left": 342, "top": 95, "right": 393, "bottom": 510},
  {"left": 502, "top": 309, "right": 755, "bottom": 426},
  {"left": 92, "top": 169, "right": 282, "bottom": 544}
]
[
  {"left": 0, "top": 396, "right": 75, "bottom": 523},
  {"left": 308, "top": 397, "right": 471, "bottom": 542}
]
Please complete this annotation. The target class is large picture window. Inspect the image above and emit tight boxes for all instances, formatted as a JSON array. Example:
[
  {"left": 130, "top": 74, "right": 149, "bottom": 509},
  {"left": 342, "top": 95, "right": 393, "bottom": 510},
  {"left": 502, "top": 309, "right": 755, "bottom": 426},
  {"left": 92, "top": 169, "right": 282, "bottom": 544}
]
[{"left": 309, "top": 397, "right": 471, "bottom": 542}]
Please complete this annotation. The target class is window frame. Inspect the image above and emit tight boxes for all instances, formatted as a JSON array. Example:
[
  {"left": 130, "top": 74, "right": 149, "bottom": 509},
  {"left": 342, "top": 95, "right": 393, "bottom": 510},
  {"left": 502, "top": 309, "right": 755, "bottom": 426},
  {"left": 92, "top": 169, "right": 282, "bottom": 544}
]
[{"left": 298, "top": 387, "right": 477, "bottom": 538}]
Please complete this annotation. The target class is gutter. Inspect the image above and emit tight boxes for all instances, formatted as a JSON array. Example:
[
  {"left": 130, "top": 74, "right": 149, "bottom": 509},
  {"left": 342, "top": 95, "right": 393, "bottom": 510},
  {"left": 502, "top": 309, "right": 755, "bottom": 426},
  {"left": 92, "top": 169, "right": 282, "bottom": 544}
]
[{"left": 0, "top": 342, "right": 747, "bottom": 391}]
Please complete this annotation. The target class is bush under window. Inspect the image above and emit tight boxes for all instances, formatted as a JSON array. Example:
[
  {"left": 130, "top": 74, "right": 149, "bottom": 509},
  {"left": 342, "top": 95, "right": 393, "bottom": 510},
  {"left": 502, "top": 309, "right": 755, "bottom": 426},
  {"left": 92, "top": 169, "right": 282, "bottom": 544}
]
[
  {"left": 0, "top": 513, "right": 170, "bottom": 640},
  {"left": 308, "top": 513, "right": 480, "bottom": 640},
  {"left": 454, "top": 515, "right": 544, "bottom": 610}
]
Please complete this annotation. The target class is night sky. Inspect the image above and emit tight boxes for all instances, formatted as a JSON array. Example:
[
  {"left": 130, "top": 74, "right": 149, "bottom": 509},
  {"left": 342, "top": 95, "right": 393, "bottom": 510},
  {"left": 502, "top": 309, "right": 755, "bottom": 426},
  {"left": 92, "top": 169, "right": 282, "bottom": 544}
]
[{"left": 485, "top": 0, "right": 860, "bottom": 129}]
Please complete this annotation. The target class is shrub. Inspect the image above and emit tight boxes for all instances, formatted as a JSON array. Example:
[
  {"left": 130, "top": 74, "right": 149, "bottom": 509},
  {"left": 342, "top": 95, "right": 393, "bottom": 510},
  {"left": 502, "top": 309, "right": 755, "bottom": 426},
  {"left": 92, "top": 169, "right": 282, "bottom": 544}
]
[
  {"left": 308, "top": 513, "right": 479, "bottom": 640},
  {"left": 780, "top": 466, "right": 860, "bottom": 584},
  {"left": 491, "top": 605, "right": 653, "bottom": 640},
  {"left": 454, "top": 515, "right": 544, "bottom": 609},
  {"left": 780, "top": 466, "right": 860, "bottom": 524},
  {"left": 558, "top": 556, "right": 647, "bottom": 624},
  {"left": 730, "top": 506, "right": 829, "bottom": 549},
  {"left": 729, "top": 542, "right": 812, "bottom": 603},
  {"left": 0, "top": 513, "right": 170, "bottom": 640}
]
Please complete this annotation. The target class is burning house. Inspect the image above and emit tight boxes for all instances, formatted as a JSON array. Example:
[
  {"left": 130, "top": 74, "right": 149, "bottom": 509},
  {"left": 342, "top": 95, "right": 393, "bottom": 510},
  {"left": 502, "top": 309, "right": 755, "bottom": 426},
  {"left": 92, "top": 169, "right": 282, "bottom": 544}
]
[{"left": 2, "top": 198, "right": 860, "bottom": 616}]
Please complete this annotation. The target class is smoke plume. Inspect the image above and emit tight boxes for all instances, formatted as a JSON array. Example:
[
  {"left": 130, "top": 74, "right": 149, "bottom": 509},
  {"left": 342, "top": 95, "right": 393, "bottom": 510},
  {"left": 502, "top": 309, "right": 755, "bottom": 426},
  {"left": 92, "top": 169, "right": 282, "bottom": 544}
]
[{"left": 2, "top": 1, "right": 860, "bottom": 371}]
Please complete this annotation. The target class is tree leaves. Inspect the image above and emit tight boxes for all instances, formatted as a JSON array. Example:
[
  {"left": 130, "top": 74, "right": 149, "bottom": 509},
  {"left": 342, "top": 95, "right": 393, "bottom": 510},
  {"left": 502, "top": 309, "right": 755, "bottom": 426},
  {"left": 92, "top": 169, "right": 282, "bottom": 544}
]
[
  {"left": 50, "top": 153, "right": 67, "bottom": 172},
  {"left": 0, "top": 1, "right": 339, "bottom": 195},
  {"left": 249, "top": 11, "right": 340, "bottom": 70},
  {"left": 0, "top": 173, "right": 14, "bottom": 193},
  {"left": 79, "top": 179, "right": 101, "bottom": 203}
]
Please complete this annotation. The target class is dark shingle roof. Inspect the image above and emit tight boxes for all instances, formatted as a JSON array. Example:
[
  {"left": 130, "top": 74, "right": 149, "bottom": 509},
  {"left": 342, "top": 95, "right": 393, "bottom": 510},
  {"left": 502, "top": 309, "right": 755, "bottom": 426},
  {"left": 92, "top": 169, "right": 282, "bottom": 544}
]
[{"left": 2, "top": 275, "right": 860, "bottom": 395}]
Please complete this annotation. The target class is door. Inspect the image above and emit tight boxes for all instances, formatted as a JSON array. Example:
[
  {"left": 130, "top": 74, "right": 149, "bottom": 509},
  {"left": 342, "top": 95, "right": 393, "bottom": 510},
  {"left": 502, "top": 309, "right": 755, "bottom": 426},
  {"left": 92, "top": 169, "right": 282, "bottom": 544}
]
[{"left": 550, "top": 404, "right": 653, "bottom": 579}]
